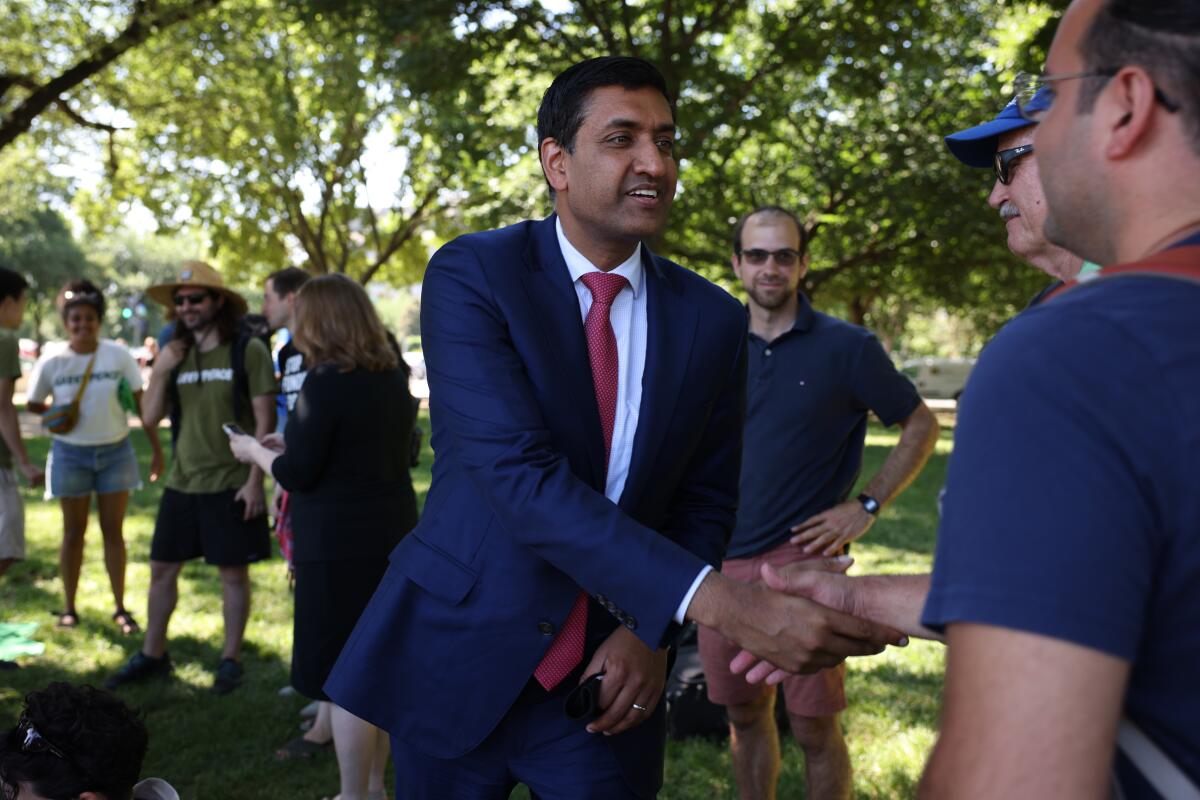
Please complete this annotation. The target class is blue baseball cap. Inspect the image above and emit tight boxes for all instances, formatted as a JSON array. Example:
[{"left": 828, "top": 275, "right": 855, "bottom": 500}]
[{"left": 944, "top": 88, "right": 1052, "bottom": 168}]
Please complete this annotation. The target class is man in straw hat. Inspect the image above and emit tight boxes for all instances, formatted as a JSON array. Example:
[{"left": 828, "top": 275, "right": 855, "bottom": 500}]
[{"left": 106, "top": 260, "right": 277, "bottom": 695}]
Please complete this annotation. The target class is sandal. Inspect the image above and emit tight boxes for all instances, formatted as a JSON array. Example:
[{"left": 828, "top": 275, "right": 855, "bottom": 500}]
[
  {"left": 274, "top": 735, "right": 331, "bottom": 761},
  {"left": 52, "top": 610, "right": 79, "bottom": 629},
  {"left": 112, "top": 609, "right": 141, "bottom": 635}
]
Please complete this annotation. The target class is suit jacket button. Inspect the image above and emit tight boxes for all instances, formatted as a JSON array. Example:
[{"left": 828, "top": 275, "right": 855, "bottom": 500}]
[{"left": 537, "top": 621, "right": 555, "bottom": 635}]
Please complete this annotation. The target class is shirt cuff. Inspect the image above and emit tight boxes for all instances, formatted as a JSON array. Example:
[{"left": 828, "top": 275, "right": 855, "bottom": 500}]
[{"left": 675, "top": 565, "right": 714, "bottom": 624}]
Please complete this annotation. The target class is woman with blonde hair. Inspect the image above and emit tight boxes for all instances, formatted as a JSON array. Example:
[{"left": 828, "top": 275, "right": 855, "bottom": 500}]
[{"left": 229, "top": 273, "right": 417, "bottom": 800}]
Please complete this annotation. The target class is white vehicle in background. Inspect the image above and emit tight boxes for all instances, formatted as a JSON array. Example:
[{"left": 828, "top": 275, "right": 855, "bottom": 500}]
[{"left": 901, "top": 357, "right": 975, "bottom": 401}]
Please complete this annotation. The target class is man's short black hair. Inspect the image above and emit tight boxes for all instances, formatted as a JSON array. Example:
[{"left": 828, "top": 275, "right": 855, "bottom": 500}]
[
  {"left": 732, "top": 206, "right": 810, "bottom": 257},
  {"left": 537, "top": 56, "right": 675, "bottom": 156},
  {"left": 0, "top": 266, "right": 28, "bottom": 304},
  {"left": 266, "top": 266, "right": 311, "bottom": 297},
  {"left": 0, "top": 683, "right": 148, "bottom": 800},
  {"left": 1079, "top": 0, "right": 1200, "bottom": 152}
]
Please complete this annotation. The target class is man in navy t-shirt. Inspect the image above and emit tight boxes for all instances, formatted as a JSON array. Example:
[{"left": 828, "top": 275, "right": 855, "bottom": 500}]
[
  {"left": 699, "top": 206, "right": 939, "bottom": 800},
  {"left": 921, "top": 0, "right": 1200, "bottom": 795}
]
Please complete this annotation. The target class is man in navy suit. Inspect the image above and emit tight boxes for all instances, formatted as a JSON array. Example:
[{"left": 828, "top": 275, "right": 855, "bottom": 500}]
[{"left": 325, "top": 56, "right": 904, "bottom": 799}]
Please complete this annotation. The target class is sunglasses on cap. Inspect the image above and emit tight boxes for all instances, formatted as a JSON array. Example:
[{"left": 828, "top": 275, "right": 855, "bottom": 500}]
[
  {"left": 173, "top": 291, "right": 212, "bottom": 307},
  {"left": 737, "top": 248, "right": 802, "bottom": 267},
  {"left": 994, "top": 143, "right": 1034, "bottom": 186}
]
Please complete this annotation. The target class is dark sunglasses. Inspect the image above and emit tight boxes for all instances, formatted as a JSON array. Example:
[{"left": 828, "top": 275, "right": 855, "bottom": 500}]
[
  {"left": 173, "top": 292, "right": 211, "bottom": 307},
  {"left": 738, "top": 248, "right": 801, "bottom": 266},
  {"left": 994, "top": 144, "right": 1034, "bottom": 185}
]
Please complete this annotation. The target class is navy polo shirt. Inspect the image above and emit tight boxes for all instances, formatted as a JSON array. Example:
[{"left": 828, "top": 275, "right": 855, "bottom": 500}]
[{"left": 728, "top": 293, "right": 922, "bottom": 560}]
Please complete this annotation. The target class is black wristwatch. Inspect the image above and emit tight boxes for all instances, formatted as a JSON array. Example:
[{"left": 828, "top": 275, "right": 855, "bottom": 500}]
[{"left": 857, "top": 493, "right": 881, "bottom": 516}]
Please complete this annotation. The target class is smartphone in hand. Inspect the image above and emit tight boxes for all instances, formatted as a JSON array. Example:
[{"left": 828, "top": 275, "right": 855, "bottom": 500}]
[{"left": 221, "top": 422, "right": 246, "bottom": 437}]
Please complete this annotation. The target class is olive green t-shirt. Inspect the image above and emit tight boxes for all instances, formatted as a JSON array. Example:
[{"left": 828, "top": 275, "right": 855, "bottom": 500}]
[
  {"left": 0, "top": 329, "right": 21, "bottom": 469},
  {"left": 165, "top": 337, "right": 277, "bottom": 494}
]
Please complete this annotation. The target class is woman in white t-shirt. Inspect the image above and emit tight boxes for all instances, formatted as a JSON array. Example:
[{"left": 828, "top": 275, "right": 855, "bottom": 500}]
[{"left": 27, "top": 280, "right": 165, "bottom": 634}]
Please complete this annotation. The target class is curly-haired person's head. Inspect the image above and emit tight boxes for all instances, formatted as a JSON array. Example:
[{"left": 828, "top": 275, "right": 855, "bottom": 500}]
[{"left": 0, "top": 683, "right": 148, "bottom": 800}]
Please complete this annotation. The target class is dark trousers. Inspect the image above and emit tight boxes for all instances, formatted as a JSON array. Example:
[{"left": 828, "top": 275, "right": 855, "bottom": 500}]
[{"left": 390, "top": 676, "right": 645, "bottom": 800}]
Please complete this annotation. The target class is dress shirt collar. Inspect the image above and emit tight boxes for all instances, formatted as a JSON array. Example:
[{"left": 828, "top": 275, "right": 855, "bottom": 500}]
[{"left": 556, "top": 217, "right": 644, "bottom": 298}]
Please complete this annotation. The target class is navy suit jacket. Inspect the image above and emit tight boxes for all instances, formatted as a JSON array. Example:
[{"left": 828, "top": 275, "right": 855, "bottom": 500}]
[{"left": 325, "top": 215, "right": 747, "bottom": 797}]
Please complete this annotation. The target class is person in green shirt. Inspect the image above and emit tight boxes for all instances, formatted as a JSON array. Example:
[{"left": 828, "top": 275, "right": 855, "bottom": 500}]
[
  {"left": 105, "top": 261, "right": 276, "bottom": 695},
  {"left": 0, "top": 265, "right": 44, "bottom": 586}
]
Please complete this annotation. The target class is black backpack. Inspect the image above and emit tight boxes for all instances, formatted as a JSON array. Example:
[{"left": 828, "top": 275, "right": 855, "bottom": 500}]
[
  {"left": 167, "top": 314, "right": 272, "bottom": 442},
  {"left": 665, "top": 623, "right": 729, "bottom": 740}
]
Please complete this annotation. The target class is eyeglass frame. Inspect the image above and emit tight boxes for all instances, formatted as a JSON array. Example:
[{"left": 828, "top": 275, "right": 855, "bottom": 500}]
[
  {"left": 17, "top": 719, "right": 71, "bottom": 763},
  {"left": 735, "top": 247, "right": 803, "bottom": 267},
  {"left": 994, "top": 143, "right": 1035, "bottom": 185},
  {"left": 172, "top": 290, "right": 212, "bottom": 307},
  {"left": 1014, "top": 68, "right": 1181, "bottom": 123}
]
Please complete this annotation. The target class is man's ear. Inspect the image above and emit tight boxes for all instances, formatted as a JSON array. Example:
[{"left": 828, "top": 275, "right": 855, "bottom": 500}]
[
  {"left": 797, "top": 252, "right": 811, "bottom": 281},
  {"left": 1103, "top": 66, "right": 1160, "bottom": 160},
  {"left": 540, "top": 138, "right": 570, "bottom": 194}
]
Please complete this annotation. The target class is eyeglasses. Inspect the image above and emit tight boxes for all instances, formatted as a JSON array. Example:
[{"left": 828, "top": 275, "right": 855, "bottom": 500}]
[
  {"left": 1014, "top": 69, "right": 1181, "bottom": 123},
  {"left": 17, "top": 719, "right": 70, "bottom": 762},
  {"left": 994, "top": 143, "right": 1034, "bottom": 185},
  {"left": 173, "top": 292, "right": 210, "bottom": 307},
  {"left": 737, "top": 248, "right": 802, "bottom": 267}
]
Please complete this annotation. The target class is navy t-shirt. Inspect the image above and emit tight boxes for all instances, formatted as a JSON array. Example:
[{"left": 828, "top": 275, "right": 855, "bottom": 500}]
[
  {"left": 729, "top": 294, "right": 921, "bottom": 559},
  {"left": 923, "top": 273, "right": 1200, "bottom": 795}
]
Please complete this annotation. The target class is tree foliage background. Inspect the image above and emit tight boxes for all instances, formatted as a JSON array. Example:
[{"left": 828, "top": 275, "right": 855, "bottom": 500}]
[{"left": 2, "top": 0, "right": 1069, "bottom": 352}]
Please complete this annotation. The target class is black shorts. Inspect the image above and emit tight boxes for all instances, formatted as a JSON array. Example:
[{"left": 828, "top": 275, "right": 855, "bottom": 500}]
[{"left": 150, "top": 488, "right": 272, "bottom": 566}]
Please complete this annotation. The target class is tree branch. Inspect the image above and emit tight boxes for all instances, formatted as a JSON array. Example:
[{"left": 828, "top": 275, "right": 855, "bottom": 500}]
[{"left": 0, "top": 0, "right": 226, "bottom": 152}]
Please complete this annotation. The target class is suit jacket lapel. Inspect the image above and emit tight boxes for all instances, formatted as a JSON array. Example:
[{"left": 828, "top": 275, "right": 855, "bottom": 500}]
[
  {"left": 621, "top": 247, "right": 699, "bottom": 514},
  {"left": 520, "top": 215, "right": 607, "bottom": 489}
]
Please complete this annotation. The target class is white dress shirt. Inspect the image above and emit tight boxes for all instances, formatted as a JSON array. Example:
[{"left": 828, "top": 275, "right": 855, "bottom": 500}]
[{"left": 555, "top": 219, "right": 711, "bottom": 626}]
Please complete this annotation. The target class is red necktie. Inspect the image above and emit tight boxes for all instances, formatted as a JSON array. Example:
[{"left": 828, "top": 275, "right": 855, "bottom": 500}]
[{"left": 534, "top": 271, "right": 628, "bottom": 691}]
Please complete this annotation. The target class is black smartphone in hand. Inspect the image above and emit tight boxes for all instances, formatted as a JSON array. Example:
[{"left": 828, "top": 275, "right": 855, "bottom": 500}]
[{"left": 221, "top": 422, "right": 246, "bottom": 437}]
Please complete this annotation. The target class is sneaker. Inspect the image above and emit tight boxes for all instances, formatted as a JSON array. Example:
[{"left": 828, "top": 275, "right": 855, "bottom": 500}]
[
  {"left": 105, "top": 652, "right": 172, "bottom": 690},
  {"left": 213, "top": 658, "right": 244, "bottom": 695}
]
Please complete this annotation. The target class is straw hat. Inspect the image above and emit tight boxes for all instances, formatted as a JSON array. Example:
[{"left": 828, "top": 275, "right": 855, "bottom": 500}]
[{"left": 146, "top": 260, "right": 248, "bottom": 317}]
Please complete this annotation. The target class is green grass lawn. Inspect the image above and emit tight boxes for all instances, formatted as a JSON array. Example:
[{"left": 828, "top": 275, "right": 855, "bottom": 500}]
[{"left": 0, "top": 416, "right": 951, "bottom": 799}]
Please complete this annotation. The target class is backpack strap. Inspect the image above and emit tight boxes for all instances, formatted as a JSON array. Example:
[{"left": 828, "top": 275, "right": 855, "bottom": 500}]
[
  {"left": 230, "top": 330, "right": 252, "bottom": 423},
  {"left": 1045, "top": 245, "right": 1200, "bottom": 303}
]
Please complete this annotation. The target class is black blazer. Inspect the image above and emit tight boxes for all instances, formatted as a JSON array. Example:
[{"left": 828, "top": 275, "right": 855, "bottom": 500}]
[{"left": 272, "top": 362, "right": 418, "bottom": 563}]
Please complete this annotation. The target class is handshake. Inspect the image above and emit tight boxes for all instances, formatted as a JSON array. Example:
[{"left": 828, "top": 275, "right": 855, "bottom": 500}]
[{"left": 686, "top": 558, "right": 935, "bottom": 683}]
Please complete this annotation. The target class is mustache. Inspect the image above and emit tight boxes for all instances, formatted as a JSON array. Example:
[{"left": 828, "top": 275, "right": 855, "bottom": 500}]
[{"left": 999, "top": 202, "right": 1020, "bottom": 221}]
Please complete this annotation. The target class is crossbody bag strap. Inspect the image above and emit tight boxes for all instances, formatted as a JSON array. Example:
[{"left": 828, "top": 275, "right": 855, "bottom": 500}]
[
  {"left": 68, "top": 350, "right": 99, "bottom": 413},
  {"left": 1114, "top": 718, "right": 1200, "bottom": 800}
]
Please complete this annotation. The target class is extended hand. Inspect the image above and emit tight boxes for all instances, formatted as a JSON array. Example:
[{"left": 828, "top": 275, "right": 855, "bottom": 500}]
[
  {"left": 690, "top": 571, "right": 905, "bottom": 677},
  {"left": 580, "top": 627, "right": 668, "bottom": 736},
  {"left": 234, "top": 479, "right": 265, "bottom": 521},
  {"left": 790, "top": 499, "right": 876, "bottom": 556},
  {"left": 731, "top": 562, "right": 864, "bottom": 685}
]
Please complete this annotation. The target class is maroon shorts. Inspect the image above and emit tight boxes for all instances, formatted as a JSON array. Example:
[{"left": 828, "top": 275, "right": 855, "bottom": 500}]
[{"left": 697, "top": 540, "right": 847, "bottom": 718}]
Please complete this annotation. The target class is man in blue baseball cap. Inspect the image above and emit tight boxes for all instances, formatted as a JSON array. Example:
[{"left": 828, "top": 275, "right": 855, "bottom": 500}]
[{"left": 945, "top": 89, "right": 1097, "bottom": 299}]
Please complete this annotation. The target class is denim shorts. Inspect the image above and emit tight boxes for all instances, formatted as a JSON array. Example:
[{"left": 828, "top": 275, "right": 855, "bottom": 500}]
[{"left": 46, "top": 438, "right": 141, "bottom": 499}]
